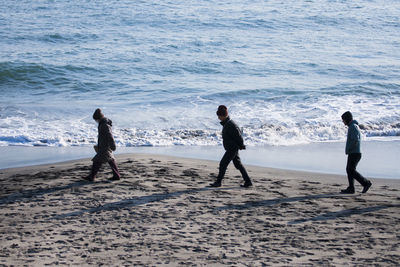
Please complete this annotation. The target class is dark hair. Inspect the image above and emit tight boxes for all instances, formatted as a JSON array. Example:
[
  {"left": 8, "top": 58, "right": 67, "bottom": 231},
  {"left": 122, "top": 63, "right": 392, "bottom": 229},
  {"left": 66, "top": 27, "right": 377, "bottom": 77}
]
[
  {"left": 93, "top": 108, "right": 104, "bottom": 120},
  {"left": 216, "top": 105, "right": 228, "bottom": 116},
  {"left": 341, "top": 111, "right": 353, "bottom": 124}
]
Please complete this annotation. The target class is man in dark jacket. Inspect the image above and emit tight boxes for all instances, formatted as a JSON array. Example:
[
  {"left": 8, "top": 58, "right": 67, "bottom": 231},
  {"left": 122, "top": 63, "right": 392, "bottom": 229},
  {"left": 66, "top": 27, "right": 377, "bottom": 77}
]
[
  {"left": 209, "top": 105, "right": 252, "bottom": 188},
  {"left": 340, "top": 111, "right": 371, "bottom": 194},
  {"left": 84, "top": 108, "right": 121, "bottom": 182}
]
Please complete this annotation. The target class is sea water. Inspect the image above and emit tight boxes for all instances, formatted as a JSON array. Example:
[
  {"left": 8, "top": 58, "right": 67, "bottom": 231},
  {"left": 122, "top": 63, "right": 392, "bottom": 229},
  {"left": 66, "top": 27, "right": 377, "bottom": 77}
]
[{"left": 0, "top": 1, "right": 399, "bottom": 176}]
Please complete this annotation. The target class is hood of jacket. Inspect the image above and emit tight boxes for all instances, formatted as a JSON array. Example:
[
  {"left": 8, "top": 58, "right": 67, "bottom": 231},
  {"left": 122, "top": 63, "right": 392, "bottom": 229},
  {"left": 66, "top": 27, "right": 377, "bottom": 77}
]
[{"left": 350, "top": 120, "right": 359, "bottom": 126}]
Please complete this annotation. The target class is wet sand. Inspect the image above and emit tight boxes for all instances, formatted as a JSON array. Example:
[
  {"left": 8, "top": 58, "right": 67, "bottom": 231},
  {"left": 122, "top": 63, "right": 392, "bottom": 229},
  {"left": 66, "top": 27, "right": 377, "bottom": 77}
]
[{"left": 0, "top": 153, "right": 399, "bottom": 266}]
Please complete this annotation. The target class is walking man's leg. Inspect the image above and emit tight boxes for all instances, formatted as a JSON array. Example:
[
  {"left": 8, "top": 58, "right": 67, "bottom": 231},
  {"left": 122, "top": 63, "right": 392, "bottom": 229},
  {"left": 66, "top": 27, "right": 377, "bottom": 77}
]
[
  {"left": 108, "top": 159, "right": 121, "bottom": 181},
  {"left": 349, "top": 154, "right": 371, "bottom": 193},
  {"left": 345, "top": 155, "right": 357, "bottom": 193},
  {"left": 343, "top": 153, "right": 371, "bottom": 194},
  {"left": 232, "top": 154, "right": 252, "bottom": 187},
  {"left": 209, "top": 150, "right": 236, "bottom": 187},
  {"left": 84, "top": 161, "right": 102, "bottom": 182}
]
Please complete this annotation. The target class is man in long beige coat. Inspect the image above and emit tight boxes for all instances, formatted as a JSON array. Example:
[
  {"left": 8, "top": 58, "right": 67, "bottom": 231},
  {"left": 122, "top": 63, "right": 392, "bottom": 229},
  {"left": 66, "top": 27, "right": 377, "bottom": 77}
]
[{"left": 84, "top": 109, "right": 120, "bottom": 182}]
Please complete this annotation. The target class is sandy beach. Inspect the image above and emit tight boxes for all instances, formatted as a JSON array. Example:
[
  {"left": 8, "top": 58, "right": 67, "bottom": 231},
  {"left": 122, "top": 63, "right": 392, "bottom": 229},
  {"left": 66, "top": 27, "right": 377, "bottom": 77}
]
[{"left": 0, "top": 153, "right": 399, "bottom": 266}]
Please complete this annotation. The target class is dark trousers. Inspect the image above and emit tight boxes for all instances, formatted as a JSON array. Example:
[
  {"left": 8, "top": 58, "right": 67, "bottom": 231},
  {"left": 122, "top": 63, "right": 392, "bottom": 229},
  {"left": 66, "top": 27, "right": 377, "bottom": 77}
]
[
  {"left": 90, "top": 159, "right": 120, "bottom": 179},
  {"left": 346, "top": 153, "right": 368, "bottom": 189},
  {"left": 217, "top": 150, "right": 251, "bottom": 183}
]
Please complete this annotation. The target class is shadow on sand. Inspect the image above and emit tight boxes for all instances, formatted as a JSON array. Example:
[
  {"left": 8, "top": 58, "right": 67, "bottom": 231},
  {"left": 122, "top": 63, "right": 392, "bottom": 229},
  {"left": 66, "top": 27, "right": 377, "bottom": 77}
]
[
  {"left": 214, "top": 193, "right": 399, "bottom": 225},
  {"left": 0, "top": 180, "right": 101, "bottom": 205},
  {"left": 215, "top": 193, "right": 345, "bottom": 211},
  {"left": 288, "top": 204, "right": 400, "bottom": 225},
  {"left": 54, "top": 186, "right": 234, "bottom": 219}
]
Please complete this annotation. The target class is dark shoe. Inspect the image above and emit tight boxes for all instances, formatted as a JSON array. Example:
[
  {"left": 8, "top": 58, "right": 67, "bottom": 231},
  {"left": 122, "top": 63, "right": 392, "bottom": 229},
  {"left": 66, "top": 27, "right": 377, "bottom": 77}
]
[
  {"left": 340, "top": 187, "right": 355, "bottom": 194},
  {"left": 240, "top": 181, "right": 253, "bottom": 188},
  {"left": 109, "top": 176, "right": 121, "bottom": 181},
  {"left": 362, "top": 181, "right": 372, "bottom": 194},
  {"left": 209, "top": 180, "right": 222, "bottom": 187},
  {"left": 83, "top": 175, "right": 94, "bottom": 182}
]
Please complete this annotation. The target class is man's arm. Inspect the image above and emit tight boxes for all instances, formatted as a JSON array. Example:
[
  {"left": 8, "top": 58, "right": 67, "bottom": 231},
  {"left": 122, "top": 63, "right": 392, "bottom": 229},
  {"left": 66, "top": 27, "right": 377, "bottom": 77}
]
[{"left": 228, "top": 122, "right": 245, "bottom": 149}]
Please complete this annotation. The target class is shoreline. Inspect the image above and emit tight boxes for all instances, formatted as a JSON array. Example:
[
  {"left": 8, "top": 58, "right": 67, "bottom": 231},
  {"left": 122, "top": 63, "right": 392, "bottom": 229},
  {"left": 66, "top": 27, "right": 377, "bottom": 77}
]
[
  {"left": 1, "top": 153, "right": 399, "bottom": 266},
  {"left": 1, "top": 153, "right": 399, "bottom": 186},
  {"left": 1, "top": 140, "right": 399, "bottom": 179}
]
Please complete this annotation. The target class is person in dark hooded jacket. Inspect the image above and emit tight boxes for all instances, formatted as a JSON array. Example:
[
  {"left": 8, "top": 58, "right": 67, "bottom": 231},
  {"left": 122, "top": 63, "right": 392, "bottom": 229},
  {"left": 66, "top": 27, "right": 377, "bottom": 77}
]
[
  {"left": 340, "top": 111, "right": 371, "bottom": 194},
  {"left": 84, "top": 108, "right": 121, "bottom": 182},
  {"left": 209, "top": 105, "right": 252, "bottom": 188}
]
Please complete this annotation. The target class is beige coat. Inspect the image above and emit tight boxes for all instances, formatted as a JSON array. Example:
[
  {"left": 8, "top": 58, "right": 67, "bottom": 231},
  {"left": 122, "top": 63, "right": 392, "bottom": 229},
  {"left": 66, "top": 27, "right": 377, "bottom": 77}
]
[{"left": 92, "top": 117, "right": 116, "bottom": 163}]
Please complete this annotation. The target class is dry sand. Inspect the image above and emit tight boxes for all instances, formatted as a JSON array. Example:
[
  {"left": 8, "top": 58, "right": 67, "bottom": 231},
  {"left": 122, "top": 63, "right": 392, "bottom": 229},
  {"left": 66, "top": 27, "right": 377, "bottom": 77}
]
[{"left": 0, "top": 153, "right": 399, "bottom": 266}]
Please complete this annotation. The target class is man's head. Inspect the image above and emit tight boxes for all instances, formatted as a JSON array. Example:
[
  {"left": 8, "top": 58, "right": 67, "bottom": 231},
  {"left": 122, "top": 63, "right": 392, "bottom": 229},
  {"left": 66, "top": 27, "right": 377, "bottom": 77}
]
[
  {"left": 93, "top": 108, "right": 104, "bottom": 122},
  {"left": 216, "top": 105, "right": 228, "bottom": 121},
  {"left": 341, "top": 111, "right": 353, "bottom": 126}
]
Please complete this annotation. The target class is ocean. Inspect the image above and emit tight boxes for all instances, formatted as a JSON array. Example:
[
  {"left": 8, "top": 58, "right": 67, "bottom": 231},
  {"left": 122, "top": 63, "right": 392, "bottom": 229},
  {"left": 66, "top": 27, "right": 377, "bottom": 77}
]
[{"left": 1, "top": 0, "right": 400, "bottom": 149}]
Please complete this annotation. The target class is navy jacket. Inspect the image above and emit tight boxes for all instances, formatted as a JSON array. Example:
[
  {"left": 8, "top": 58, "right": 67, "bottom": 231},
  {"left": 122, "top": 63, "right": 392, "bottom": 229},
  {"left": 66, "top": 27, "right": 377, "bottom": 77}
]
[{"left": 345, "top": 120, "right": 361, "bottom": 155}]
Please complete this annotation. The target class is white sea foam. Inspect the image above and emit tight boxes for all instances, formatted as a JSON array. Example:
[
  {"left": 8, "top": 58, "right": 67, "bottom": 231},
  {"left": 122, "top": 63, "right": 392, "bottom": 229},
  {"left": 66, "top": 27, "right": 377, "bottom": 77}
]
[{"left": 1, "top": 94, "right": 399, "bottom": 147}]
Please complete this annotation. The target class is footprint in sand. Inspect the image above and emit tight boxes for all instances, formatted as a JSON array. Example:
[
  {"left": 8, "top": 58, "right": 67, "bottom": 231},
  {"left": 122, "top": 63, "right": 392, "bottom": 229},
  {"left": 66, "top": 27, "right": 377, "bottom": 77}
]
[
  {"left": 182, "top": 169, "right": 200, "bottom": 177},
  {"left": 154, "top": 168, "right": 169, "bottom": 176}
]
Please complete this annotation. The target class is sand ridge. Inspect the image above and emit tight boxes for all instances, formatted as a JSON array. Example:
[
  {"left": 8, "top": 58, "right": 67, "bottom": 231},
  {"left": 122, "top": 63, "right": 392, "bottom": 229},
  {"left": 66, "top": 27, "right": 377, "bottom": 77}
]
[{"left": 0, "top": 154, "right": 399, "bottom": 266}]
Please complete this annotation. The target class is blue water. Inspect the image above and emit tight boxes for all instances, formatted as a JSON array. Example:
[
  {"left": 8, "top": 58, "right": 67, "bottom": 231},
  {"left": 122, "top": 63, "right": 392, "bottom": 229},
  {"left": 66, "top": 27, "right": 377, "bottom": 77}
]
[{"left": 1, "top": 0, "right": 400, "bottom": 147}]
